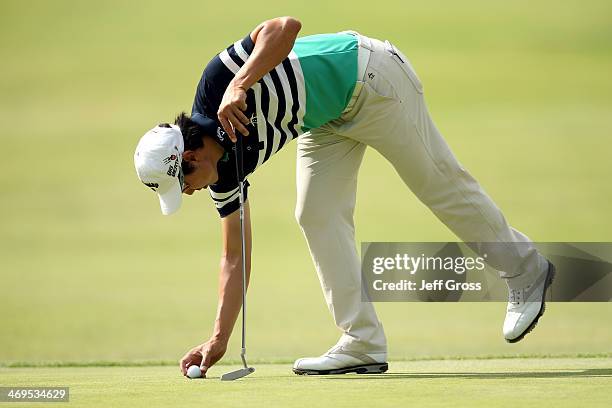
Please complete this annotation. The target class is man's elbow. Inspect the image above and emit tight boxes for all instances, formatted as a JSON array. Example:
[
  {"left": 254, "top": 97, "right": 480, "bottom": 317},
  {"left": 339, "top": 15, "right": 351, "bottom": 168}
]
[
  {"left": 280, "top": 16, "right": 302, "bottom": 34},
  {"left": 220, "top": 252, "right": 241, "bottom": 269}
]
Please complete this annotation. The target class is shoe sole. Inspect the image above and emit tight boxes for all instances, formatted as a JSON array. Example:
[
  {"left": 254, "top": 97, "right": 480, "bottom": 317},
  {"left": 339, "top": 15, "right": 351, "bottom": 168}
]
[
  {"left": 506, "top": 262, "right": 556, "bottom": 343},
  {"left": 293, "top": 362, "right": 389, "bottom": 376}
]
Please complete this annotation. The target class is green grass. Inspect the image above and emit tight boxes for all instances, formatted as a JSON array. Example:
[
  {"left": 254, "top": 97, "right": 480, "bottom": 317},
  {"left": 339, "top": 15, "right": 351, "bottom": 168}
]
[
  {"left": 1, "top": 358, "right": 611, "bottom": 408},
  {"left": 0, "top": 0, "right": 611, "bottom": 395}
]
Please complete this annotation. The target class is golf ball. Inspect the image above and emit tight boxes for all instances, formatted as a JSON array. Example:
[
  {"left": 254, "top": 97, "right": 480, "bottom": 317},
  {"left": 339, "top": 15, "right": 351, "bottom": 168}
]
[{"left": 186, "top": 365, "right": 202, "bottom": 379}]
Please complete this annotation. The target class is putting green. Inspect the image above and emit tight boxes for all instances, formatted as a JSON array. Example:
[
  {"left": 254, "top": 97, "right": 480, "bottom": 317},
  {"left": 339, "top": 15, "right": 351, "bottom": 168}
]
[
  {"left": 1, "top": 358, "right": 610, "bottom": 407},
  {"left": 1, "top": 0, "right": 611, "bottom": 376}
]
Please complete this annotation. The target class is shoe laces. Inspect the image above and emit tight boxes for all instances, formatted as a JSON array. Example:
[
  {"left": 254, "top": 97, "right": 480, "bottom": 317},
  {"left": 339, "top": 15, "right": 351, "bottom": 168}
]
[
  {"left": 508, "top": 287, "right": 526, "bottom": 304},
  {"left": 508, "top": 266, "right": 548, "bottom": 305}
]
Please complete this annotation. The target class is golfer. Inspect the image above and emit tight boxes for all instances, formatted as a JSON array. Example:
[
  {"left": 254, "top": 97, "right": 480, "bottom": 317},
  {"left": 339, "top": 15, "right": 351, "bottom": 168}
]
[{"left": 134, "top": 17, "right": 554, "bottom": 376}]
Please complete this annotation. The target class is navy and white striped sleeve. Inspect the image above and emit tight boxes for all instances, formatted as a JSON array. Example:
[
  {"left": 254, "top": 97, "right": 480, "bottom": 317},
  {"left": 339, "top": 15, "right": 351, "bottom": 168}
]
[
  {"left": 209, "top": 179, "right": 250, "bottom": 218},
  {"left": 192, "top": 33, "right": 255, "bottom": 117}
]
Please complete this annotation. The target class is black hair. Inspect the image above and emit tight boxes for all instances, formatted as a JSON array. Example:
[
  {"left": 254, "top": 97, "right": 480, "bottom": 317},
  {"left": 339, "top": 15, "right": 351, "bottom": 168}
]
[{"left": 174, "top": 112, "right": 205, "bottom": 175}]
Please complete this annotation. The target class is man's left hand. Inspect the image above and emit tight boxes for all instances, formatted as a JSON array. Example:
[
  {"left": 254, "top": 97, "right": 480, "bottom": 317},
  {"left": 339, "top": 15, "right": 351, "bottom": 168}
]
[{"left": 218, "top": 82, "right": 250, "bottom": 142}]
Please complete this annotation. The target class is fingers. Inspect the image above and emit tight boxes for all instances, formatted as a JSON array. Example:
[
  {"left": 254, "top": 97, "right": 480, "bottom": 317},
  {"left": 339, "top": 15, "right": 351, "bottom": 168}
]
[
  {"left": 218, "top": 115, "right": 236, "bottom": 143},
  {"left": 232, "top": 105, "right": 250, "bottom": 128},
  {"left": 179, "top": 356, "right": 189, "bottom": 376},
  {"left": 218, "top": 109, "right": 249, "bottom": 142},
  {"left": 227, "top": 109, "right": 250, "bottom": 137},
  {"left": 236, "top": 98, "right": 247, "bottom": 111},
  {"left": 200, "top": 347, "right": 213, "bottom": 376},
  {"left": 179, "top": 346, "right": 203, "bottom": 376},
  {"left": 218, "top": 85, "right": 250, "bottom": 142},
  {"left": 200, "top": 343, "right": 223, "bottom": 376}
]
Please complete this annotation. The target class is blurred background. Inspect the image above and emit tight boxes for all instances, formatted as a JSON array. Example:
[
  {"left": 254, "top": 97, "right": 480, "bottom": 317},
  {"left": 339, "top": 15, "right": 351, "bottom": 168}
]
[{"left": 1, "top": 0, "right": 611, "bottom": 364}]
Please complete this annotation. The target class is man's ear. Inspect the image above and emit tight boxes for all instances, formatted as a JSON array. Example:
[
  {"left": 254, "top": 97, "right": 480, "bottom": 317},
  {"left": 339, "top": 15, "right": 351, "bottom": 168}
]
[{"left": 182, "top": 150, "right": 197, "bottom": 162}]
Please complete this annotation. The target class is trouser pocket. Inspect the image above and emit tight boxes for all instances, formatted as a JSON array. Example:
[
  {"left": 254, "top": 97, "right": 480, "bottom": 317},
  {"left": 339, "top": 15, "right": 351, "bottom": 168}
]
[{"left": 384, "top": 40, "right": 424, "bottom": 94}]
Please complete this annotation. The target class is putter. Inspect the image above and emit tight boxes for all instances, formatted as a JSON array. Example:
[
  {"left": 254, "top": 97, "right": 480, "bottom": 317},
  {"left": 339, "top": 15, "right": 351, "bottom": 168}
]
[{"left": 221, "top": 133, "right": 256, "bottom": 381}]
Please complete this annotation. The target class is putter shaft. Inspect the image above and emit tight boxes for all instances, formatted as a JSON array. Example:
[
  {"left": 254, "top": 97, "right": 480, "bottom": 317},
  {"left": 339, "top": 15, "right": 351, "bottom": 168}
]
[{"left": 221, "top": 134, "right": 254, "bottom": 381}]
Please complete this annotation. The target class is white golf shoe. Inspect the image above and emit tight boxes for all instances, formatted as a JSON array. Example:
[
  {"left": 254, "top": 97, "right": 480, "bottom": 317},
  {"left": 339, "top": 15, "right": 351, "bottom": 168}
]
[
  {"left": 293, "top": 346, "right": 388, "bottom": 375},
  {"left": 503, "top": 261, "right": 556, "bottom": 343}
]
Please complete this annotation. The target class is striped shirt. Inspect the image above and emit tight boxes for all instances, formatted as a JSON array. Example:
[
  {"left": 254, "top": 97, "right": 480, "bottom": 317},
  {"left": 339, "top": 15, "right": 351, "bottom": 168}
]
[{"left": 192, "top": 32, "right": 359, "bottom": 217}]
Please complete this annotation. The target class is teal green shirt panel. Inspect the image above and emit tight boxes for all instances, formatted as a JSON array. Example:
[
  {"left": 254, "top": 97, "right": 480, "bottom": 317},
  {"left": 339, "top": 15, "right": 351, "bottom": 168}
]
[{"left": 293, "top": 34, "right": 358, "bottom": 131}]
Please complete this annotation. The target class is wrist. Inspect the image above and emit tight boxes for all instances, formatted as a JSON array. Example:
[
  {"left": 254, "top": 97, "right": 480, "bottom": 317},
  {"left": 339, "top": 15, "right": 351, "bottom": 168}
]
[
  {"left": 211, "top": 329, "right": 231, "bottom": 343},
  {"left": 230, "top": 77, "right": 250, "bottom": 92}
]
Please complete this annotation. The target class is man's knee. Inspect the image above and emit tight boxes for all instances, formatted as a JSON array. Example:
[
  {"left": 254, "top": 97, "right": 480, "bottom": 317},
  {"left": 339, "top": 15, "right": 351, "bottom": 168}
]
[
  {"left": 295, "top": 201, "right": 348, "bottom": 230},
  {"left": 295, "top": 202, "right": 319, "bottom": 228}
]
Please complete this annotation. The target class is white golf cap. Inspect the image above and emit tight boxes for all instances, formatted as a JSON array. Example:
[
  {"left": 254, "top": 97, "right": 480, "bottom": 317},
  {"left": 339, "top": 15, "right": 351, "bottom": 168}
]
[{"left": 134, "top": 124, "right": 185, "bottom": 215}]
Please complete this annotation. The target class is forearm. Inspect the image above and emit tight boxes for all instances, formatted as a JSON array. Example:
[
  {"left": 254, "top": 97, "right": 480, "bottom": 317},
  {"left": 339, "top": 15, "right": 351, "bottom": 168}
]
[
  {"left": 232, "top": 18, "right": 301, "bottom": 90},
  {"left": 211, "top": 255, "right": 251, "bottom": 341}
]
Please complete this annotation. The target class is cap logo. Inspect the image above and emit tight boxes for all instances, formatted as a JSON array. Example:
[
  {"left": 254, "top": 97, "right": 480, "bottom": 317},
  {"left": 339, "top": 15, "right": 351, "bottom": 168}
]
[
  {"left": 162, "top": 146, "right": 181, "bottom": 178},
  {"left": 166, "top": 154, "right": 179, "bottom": 178},
  {"left": 163, "top": 154, "right": 177, "bottom": 165}
]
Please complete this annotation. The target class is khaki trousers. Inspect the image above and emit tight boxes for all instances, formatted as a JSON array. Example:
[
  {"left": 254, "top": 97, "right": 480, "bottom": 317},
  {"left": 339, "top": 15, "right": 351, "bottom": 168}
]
[{"left": 294, "top": 33, "right": 548, "bottom": 353}]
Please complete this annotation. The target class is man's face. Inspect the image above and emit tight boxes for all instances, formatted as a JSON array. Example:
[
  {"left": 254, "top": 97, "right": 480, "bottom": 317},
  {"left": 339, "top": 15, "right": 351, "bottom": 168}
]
[{"left": 181, "top": 147, "right": 218, "bottom": 195}]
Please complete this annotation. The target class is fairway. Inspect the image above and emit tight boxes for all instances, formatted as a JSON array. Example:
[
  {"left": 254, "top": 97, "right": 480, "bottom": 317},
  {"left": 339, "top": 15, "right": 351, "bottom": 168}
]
[
  {"left": 1, "top": 0, "right": 611, "bottom": 365},
  {"left": 1, "top": 357, "right": 610, "bottom": 407},
  {"left": 1, "top": 0, "right": 611, "bottom": 407}
]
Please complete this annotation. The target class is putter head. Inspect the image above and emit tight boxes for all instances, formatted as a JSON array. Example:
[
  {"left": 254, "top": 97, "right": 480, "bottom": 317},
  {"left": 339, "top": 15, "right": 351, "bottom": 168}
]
[{"left": 220, "top": 367, "right": 255, "bottom": 381}]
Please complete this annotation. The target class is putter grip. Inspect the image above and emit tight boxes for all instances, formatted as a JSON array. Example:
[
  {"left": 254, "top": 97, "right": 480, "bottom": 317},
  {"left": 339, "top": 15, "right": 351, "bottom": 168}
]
[{"left": 235, "top": 134, "right": 244, "bottom": 182}]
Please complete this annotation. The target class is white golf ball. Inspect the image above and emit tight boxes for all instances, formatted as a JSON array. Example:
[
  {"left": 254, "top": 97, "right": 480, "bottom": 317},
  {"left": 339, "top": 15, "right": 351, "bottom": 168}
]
[{"left": 186, "top": 365, "right": 202, "bottom": 379}]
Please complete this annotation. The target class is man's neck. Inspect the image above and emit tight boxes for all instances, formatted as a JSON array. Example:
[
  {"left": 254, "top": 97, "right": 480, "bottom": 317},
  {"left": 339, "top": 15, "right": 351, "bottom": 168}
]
[{"left": 205, "top": 135, "right": 225, "bottom": 164}]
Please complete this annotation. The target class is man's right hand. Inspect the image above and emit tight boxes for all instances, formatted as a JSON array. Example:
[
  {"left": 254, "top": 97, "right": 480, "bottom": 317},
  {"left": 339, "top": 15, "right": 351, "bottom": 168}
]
[{"left": 179, "top": 337, "right": 228, "bottom": 377}]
